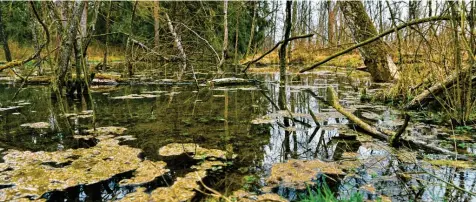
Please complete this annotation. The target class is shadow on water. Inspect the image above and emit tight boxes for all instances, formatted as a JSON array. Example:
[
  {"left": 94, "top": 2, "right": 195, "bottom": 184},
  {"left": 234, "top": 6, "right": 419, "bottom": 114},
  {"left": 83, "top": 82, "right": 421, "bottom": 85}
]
[{"left": 0, "top": 70, "right": 475, "bottom": 201}]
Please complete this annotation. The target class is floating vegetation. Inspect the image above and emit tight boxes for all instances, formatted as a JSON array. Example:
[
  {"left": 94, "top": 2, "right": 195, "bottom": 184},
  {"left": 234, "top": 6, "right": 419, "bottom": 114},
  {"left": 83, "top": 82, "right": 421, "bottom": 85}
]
[
  {"left": 158, "top": 143, "right": 233, "bottom": 160},
  {"left": 119, "top": 160, "right": 168, "bottom": 186},
  {"left": 85, "top": 126, "right": 127, "bottom": 135},
  {"left": 119, "top": 145, "right": 234, "bottom": 202},
  {"left": 231, "top": 190, "right": 287, "bottom": 202},
  {"left": 266, "top": 159, "right": 346, "bottom": 190},
  {"left": 20, "top": 122, "right": 50, "bottom": 129},
  {"left": 0, "top": 138, "right": 143, "bottom": 201}
]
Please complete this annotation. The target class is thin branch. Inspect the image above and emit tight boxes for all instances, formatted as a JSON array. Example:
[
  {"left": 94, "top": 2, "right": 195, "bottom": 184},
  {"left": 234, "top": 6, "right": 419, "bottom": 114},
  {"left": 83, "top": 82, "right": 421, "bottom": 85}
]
[
  {"left": 299, "top": 15, "right": 453, "bottom": 73},
  {"left": 241, "top": 33, "right": 314, "bottom": 73}
]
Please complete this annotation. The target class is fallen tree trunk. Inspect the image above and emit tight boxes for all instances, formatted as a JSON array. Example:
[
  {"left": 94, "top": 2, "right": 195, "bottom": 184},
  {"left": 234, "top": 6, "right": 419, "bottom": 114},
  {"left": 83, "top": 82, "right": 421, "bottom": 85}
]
[
  {"left": 325, "top": 86, "right": 469, "bottom": 160},
  {"left": 299, "top": 15, "right": 453, "bottom": 73},
  {"left": 405, "top": 70, "right": 476, "bottom": 109},
  {"left": 207, "top": 78, "right": 256, "bottom": 86},
  {"left": 241, "top": 33, "right": 314, "bottom": 73}
]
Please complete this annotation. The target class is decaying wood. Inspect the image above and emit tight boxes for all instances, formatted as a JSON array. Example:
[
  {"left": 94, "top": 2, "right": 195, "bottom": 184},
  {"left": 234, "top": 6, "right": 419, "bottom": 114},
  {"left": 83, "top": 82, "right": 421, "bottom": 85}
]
[
  {"left": 241, "top": 33, "right": 314, "bottom": 73},
  {"left": 325, "top": 86, "right": 469, "bottom": 160},
  {"left": 405, "top": 69, "right": 476, "bottom": 109},
  {"left": 207, "top": 78, "right": 255, "bottom": 86}
]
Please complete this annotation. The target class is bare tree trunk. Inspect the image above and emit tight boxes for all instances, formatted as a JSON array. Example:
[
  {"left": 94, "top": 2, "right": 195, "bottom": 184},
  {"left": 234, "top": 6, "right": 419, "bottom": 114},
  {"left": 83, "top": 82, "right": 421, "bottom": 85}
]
[
  {"left": 165, "top": 12, "right": 187, "bottom": 80},
  {"left": 30, "top": 9, "right": 42, "bottom": 75},
  {"left": 339, "top": 0, "right": 399, "bottom": 82},
  {"left": 327, "top": 1, "right": 335, "bottom": 46},
  {"left": 56, "top": 1, "right": 84, "bottom": 95},
  {"left": 153, "top": 1, "right": 160, "bottom": 49},
  {"left": 280, "top": 0, "right": 292, "bottom": 84},
  {"left": 288, "top": 0, "right": 297, "bottom": 62},
  {"left": 0, "top": 6, "right": 12, "bottom": 62},
  {"left": 126, "top": 1, "right": 138, "bottom": 77},
  {"left": 245, "top": 1, "right": 257, "bottom": 57},
  {"left": 102, "top": 1, "right": 111, "bottom": 70},
  {"left": 218, "top": 0, "right": 228, "bottom": 71},
  {"left": 233, "top": 3, "right": 240, "bottom": 71}
]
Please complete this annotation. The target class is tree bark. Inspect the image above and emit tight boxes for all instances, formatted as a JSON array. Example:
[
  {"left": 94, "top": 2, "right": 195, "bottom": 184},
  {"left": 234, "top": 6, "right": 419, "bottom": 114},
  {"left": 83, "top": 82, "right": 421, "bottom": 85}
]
[
  {"left": 325, "top": 86, "right": 468, "bottom": 160},
  {"left": 218, "top": 0, "right": 228, "bottom": 71},
  {"left": 280, "top": 1, "right": 292, "bottom": 84},
  {"left": 245, "top": 1, "right": 257, "bottom": 57},
  {"left": 0, "top": 6, "right": 12, "bottom": 62},
  {"left": 327, "top": 1, "right": 335, "bottom": 46},
  {"left": 102, "top": 1, "right": 112, "bottom": 70},
  {"left": 57, "top": 1, "right": 84, "bottom": 94},
  {"left": 153, "top": 1, "right": 160, "bottom": 49},
  {"left": 338, "top": 0, "right": 399, "bottom": 82},
  {"left": 165, "top": 12, "right": 187, "bottom": 80}
]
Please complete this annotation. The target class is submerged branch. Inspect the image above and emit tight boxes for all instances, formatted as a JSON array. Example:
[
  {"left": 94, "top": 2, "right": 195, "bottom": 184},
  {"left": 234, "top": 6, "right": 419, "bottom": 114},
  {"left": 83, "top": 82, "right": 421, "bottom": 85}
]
[
  {"left": 325, "top": 86, "right": 469, "bottom": 160},
  {"left": 299, "top": 16, "right": 453, "bottom": 73}
]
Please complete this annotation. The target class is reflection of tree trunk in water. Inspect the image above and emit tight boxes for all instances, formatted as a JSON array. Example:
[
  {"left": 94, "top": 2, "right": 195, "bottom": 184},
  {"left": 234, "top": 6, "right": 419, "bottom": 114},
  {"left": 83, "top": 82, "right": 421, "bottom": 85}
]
[
  {"left": 279, "top": 85, "right": 291, "bottom": 160},
  {"left": 0, "top": 6, "right": 12, "bottom": 62}
]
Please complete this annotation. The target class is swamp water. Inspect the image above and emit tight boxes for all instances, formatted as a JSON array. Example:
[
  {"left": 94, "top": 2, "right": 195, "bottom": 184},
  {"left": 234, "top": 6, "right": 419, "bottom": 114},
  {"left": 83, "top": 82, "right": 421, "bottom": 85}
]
[{"left": 0, "top": 70, "right": 475, "bottom": 201}]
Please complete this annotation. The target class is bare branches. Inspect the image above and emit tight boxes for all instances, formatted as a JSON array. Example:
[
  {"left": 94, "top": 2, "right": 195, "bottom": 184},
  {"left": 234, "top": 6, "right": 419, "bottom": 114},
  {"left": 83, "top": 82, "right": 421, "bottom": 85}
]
[
  {"left": 299, "top": 15, "right": 453, "bottom": 73},
  {"left": 241, "top": 33, "right": 314, "bottom": 73},
  {"left": 0, "top": 2, "right": 50, "bottom": 72}
]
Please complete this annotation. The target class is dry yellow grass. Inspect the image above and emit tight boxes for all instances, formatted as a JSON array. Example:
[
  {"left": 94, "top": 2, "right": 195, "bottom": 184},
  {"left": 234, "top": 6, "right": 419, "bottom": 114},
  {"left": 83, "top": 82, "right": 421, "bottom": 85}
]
[
  {"left": 0, "top": 40, "right": 35, "bottom": 61},
  {"left": 0, "top": 40, "right": 124, "bottom": 63},
  {"left": 242, "top": 41, "right": 364, "bottom": 71}
]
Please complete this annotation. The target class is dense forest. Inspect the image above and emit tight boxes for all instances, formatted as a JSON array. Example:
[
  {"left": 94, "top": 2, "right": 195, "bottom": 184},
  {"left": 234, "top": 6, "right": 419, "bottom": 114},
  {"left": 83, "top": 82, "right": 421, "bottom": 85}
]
[{"left": 0, "top": 1, "right": 475, "bottom": 201}]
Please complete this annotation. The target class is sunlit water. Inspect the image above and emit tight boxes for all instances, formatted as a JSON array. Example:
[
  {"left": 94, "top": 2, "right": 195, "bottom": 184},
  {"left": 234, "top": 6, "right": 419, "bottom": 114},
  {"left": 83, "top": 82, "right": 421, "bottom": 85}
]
[{"left": 0, "top": 71, "right": 474, "bottom": 201}]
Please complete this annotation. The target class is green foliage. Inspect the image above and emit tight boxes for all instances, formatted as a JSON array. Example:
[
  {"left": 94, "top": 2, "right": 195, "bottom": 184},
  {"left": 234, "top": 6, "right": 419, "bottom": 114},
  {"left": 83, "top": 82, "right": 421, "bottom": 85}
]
[
  {"left": 455, "top": 126, "right": 474, "bottom": 134},
  {"left": 1, "top": 2, "right": 32, "bottom": 44},
  {"left": 241, "top": 175, "right": 258, "bottom": 191},
  {"left": 299, "top": 183, "right": 363, "bottom": 202}
]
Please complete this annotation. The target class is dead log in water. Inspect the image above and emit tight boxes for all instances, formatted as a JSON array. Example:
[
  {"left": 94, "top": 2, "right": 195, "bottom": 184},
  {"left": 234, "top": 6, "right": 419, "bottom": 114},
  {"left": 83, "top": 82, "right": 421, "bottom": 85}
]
[
  {"left": 325, "top": 86, "right": 469, "bottom": 160},
  {"left": 405, "top": 70, "right": 476, "bottom": 109},
  {"left": 207, "top": 78, "right": 256, "bottom": 86}
]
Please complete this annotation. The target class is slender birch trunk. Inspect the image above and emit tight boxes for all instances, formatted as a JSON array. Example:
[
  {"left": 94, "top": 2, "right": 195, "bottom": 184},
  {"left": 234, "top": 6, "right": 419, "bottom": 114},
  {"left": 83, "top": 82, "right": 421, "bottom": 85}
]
[
  {"left": 165, "top": 12, "right": 187, "bottom": 80},
  {"left": 218, "top": 0, "right": 228, "bottom": 71},
  {"left": 245, "top": 1, "right": 257, "bottom": 57},
  {"left": 153, "top": 1, "right": 160, "bottom": 49}
]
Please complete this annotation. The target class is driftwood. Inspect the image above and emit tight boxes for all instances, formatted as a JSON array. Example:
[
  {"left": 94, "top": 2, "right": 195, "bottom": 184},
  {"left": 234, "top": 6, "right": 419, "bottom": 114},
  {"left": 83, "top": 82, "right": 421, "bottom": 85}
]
[
  {"left": 207, "top": 78, "right": 256, "bottom": 86},
  {"left": 241, "top": 33, "right": 314, "bottom": 73},
  {"left": 325, "top": 86, "right": 469, "bottom": 160},
  {"left": 299, "top": 16, "right": 453, "bottom": 73}
]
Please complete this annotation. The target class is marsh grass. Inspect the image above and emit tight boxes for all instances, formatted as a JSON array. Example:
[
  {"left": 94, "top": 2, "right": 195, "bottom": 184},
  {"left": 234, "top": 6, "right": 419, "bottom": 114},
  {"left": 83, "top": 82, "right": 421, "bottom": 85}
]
[{"left": 243, "top": 41, "right": 364, "bottom": 69}]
